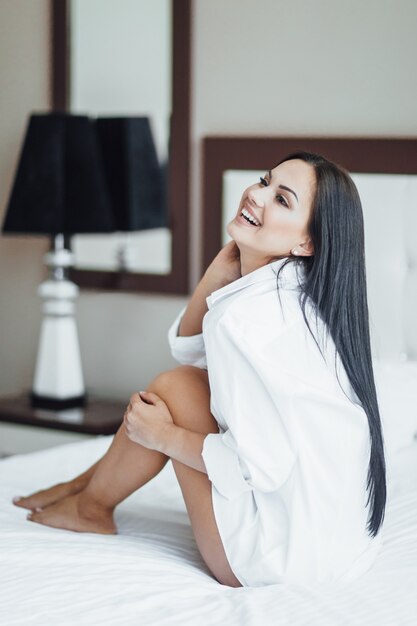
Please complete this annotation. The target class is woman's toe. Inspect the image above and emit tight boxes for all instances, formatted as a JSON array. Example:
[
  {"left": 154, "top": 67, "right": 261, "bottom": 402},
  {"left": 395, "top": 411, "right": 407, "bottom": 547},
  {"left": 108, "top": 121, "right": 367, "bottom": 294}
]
[
  {"left": 14, "top": 496, "right": 36, "bottom": 509},
  {"left": 13, "top": 496, "right": 27, "bottom": 507},
  {"left": 27, "top": 510, "right": 42, "bottom": 523}
]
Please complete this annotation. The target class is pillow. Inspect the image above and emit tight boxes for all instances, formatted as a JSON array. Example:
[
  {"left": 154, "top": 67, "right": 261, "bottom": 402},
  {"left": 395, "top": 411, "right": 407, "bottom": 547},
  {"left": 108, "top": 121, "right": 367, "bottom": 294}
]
[{"left": 372, "top": 359, "right": 417, "bottom": 457}]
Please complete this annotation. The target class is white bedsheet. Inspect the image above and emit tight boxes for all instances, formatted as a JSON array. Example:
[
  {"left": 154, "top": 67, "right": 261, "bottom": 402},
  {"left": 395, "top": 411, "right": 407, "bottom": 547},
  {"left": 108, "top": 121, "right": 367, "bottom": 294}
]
[{"left": 0, "top": 436, "right": 416, "bottom": 626}]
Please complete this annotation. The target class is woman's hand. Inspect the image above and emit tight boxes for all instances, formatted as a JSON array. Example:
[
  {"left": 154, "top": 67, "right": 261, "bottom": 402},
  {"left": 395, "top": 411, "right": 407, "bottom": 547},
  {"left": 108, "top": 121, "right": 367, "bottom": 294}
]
[
  {"left": 203, "top": 240, "right": 242, "bottom": 292},
  {"left": 123, "top": 391, "right": 174, "bottom": 452}
]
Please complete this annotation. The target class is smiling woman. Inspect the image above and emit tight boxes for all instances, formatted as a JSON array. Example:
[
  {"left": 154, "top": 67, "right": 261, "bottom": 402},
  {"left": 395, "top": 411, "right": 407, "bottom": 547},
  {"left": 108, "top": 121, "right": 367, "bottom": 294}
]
[
  {"left": 15, "top": 148, "right": 386, "bottom": 587},
  {"left": 228, "top": 159, "right": 315, "bottom": 276}
]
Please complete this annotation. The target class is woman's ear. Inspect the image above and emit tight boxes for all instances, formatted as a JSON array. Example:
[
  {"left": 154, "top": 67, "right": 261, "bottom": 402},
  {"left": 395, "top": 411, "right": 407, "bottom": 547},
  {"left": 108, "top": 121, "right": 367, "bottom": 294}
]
[{"left": 299, "top": 239, "right": 314, "bottom": 257}]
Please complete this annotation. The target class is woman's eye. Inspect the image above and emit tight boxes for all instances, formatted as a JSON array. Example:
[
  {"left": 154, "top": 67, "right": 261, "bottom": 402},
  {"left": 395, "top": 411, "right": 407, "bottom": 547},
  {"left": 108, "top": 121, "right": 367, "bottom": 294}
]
[
  {"left": 259, "top": 177, "right": 288, "bottom": 207},
  {"left": 276, "top": 194, "right": 289, "bottom": 207}
]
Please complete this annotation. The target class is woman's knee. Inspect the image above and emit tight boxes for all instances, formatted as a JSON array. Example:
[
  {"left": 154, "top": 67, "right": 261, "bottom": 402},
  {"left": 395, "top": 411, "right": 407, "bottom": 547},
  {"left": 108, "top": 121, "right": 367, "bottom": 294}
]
[
  {"left": 147, "top": 366, "right": 215, "bottom": 433},
  {"left": 148, "top": 366, "right": 208, "bottom": 397}
]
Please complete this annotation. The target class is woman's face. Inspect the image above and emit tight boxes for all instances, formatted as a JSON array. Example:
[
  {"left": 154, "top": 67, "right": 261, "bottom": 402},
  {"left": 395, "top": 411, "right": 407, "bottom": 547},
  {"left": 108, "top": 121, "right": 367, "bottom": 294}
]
[{"left": 227, "top": 159, "right": 316, "bottom": 271}]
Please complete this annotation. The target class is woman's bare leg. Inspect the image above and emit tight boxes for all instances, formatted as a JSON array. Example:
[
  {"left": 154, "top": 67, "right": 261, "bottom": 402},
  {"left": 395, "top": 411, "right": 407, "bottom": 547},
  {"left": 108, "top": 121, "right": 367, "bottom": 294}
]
[
  {"left": 23, "top": 366, "right": 242, "bottom": 586},
  {"left": 12, "top": 423, "right": 161, "bottom": 512},
  {"left": 23, "top": 420, "right": 171, "bottom": 534},
  {"left": 13, "top": 402, "right": 169, "bottom": 512},
  {"left": 23, "top": 367, "right": 210, "bottom": 532},
  {"left": 13, "top": 460, "right": 102, "bottom": 511}
]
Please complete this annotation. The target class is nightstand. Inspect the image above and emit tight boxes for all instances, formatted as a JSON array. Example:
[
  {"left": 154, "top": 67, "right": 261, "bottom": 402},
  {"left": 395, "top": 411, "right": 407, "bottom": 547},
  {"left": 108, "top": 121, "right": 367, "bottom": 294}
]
[{"left": 0, "top": 394, "right": 127, "bottom": 456}]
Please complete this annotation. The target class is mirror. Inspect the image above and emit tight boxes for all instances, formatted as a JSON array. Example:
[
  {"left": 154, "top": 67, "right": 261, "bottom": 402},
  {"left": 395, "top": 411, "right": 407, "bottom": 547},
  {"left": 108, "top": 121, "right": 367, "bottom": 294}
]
[
  {"left": 70, "top": 0, "right": 171, "bottom": 276},
  {"left": 52, "top": 0, "right": 190, "bottom": 294}
]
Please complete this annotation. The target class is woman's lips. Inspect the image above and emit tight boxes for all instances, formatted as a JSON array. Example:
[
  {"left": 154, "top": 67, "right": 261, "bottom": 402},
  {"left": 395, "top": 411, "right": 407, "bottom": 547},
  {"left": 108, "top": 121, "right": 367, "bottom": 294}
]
[{"left": 236, "top": 212, "right": 260, "bottom": 227}]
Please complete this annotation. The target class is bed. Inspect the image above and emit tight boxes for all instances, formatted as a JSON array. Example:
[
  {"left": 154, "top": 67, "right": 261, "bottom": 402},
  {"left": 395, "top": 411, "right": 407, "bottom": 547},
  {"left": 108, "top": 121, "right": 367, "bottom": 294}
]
[{"left": 1, "top": 136, "right": 417, "bottom": 625}]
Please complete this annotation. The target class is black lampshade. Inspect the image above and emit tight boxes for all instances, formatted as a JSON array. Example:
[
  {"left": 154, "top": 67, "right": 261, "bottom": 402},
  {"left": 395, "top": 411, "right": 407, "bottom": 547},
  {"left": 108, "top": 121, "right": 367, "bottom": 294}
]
[
  {"left": 2, "top": 113, "right": 114, "bottom": 235},
  {"left": 96, "top": 117, "right": 167, "bottom": 231}
]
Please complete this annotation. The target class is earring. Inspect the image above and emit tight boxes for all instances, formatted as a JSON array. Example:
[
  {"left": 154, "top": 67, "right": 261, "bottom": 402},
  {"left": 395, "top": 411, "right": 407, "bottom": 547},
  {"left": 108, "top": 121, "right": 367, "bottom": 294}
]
[{"left": 291, "top": 249, "right": 299, "bottom": 256}]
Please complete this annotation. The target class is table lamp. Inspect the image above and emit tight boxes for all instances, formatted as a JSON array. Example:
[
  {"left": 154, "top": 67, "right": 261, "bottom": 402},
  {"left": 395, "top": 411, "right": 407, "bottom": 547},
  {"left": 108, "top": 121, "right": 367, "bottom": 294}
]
[{"left": 2, "top": 113, "right": 114, "bottom": 409}]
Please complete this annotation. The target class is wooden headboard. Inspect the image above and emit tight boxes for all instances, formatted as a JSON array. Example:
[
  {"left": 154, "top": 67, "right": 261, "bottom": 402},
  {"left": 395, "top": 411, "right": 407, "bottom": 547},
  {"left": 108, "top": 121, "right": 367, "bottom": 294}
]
[{"left": 202, "top": 136, "right": 417, "bottom": 360}]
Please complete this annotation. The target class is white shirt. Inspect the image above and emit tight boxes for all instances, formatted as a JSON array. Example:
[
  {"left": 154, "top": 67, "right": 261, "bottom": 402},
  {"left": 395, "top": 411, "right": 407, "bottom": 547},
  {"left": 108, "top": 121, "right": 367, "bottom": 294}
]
[{"left": 168, "top": 258, "right": 383, "bottom": 587}]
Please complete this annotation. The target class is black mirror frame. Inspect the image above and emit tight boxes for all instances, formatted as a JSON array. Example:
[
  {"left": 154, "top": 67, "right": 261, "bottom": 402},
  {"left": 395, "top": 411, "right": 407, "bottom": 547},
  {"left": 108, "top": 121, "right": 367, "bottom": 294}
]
[{"left": 51, "top": 0, "right": 191, "bottom": 295}]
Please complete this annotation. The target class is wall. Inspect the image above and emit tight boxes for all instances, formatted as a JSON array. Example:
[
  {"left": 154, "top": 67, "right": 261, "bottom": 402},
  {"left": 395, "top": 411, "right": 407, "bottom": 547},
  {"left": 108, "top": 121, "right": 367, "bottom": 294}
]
[
  {"left": 192, "top": 0, "right": 417, "bottom": 137},
  {"left": 0, "top": 0, "right": 51, "bottom": 395},
  {"left": 1, "top": 0, "right": 417, "bottom": 400}
]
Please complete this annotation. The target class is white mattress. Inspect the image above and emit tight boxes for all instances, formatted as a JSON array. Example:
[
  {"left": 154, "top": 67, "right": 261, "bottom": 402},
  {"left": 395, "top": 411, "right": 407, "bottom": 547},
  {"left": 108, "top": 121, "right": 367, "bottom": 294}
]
[{"left": 0, "top": 435, "right": 416, "bottom": 626}]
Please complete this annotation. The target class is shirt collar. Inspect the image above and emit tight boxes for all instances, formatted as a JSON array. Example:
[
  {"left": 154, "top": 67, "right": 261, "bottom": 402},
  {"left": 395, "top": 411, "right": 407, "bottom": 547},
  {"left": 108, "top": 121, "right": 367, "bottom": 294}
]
[{"left": 206, "top": 257, "right": 306, "bottom": 308}]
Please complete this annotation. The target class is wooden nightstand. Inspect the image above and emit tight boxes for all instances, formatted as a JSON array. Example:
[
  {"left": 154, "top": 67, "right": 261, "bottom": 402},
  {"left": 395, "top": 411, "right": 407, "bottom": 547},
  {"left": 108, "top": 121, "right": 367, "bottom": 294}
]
[{"left": 0, "top": 394, "right": 127, "bottom": 456}]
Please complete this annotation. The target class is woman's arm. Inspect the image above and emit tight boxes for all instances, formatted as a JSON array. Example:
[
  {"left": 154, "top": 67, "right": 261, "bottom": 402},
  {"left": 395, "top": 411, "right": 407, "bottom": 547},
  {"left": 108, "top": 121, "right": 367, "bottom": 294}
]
[
  {"left": 161, "top": 425, "right": 207, "bottom": 473},
  {"left": 178, "top": 241, "right": 241, "bottom": 337}
]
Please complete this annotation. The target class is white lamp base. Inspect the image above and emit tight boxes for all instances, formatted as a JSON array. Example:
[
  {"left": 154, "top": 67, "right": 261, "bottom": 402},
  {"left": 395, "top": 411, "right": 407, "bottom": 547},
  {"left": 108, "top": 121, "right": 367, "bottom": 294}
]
[{"left": 31, "top": 238, "right": 86, "bottom": 410}]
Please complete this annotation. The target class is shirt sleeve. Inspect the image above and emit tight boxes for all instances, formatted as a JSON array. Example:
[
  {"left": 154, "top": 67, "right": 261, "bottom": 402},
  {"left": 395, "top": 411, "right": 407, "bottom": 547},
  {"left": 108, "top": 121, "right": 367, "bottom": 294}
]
[
  {"left": 201, "top": 314, "right": 297, "bottom": 500},
  {"left": 202, "top": 428, "right": 296, "bottom": 500},
  {"left": 167, "top": 306, "right": 207, "bottom": 369}
]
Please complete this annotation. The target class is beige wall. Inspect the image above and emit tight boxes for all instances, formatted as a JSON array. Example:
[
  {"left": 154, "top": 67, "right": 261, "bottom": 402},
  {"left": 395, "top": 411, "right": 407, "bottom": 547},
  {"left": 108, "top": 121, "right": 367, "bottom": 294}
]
[
  {"left": 1, "top": 0, "right": 417, "bottom": 399},
  {"left": 193, "top": 0, "right": 417, "bottom": 137},
  {"left": 0, "top": 0, "right": 51, "bottom": 395}
]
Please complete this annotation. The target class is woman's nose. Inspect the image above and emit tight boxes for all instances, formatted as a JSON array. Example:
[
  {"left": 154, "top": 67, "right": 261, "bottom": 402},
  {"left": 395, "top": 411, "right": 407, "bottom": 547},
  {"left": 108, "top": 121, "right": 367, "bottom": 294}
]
[{"left": 247, "top": 187, "right": 265, "bottom": 208}]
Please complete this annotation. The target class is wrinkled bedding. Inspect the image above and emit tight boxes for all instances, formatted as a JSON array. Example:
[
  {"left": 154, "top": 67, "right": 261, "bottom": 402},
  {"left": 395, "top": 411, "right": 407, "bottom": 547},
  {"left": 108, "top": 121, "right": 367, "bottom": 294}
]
[{"left": 0, "top": 435, "right": 416, "bottom": 625}]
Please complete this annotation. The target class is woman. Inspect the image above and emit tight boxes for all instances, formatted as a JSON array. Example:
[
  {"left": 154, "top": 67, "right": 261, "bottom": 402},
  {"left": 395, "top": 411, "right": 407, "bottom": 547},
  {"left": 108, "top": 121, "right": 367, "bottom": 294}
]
[{"left": 13, "top": 152, "right": 386, "bottom": 588}]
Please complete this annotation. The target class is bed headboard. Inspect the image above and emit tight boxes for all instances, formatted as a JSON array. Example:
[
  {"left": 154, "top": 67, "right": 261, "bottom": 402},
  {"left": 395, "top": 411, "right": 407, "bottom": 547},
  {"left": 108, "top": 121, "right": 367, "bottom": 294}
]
[{"left": 202, "top": 137, "right": 417, "bottom": 361}]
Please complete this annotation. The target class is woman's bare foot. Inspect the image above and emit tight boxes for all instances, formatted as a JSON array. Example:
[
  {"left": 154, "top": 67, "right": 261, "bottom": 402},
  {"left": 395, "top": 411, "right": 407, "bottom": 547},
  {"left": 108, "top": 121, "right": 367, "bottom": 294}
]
[
  {"left": 12, "top": 479, "right": 87, "bottom": 512},
  {"left": 26, "top": 492, "right": 117, "bottom": 534}
]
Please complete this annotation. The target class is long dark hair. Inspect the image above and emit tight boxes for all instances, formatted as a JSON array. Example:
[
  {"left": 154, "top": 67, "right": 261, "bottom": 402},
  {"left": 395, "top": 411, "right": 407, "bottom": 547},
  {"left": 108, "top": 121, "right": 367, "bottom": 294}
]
[{"left": 275, "top": 151, "right": 386, "bottom": 538}]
